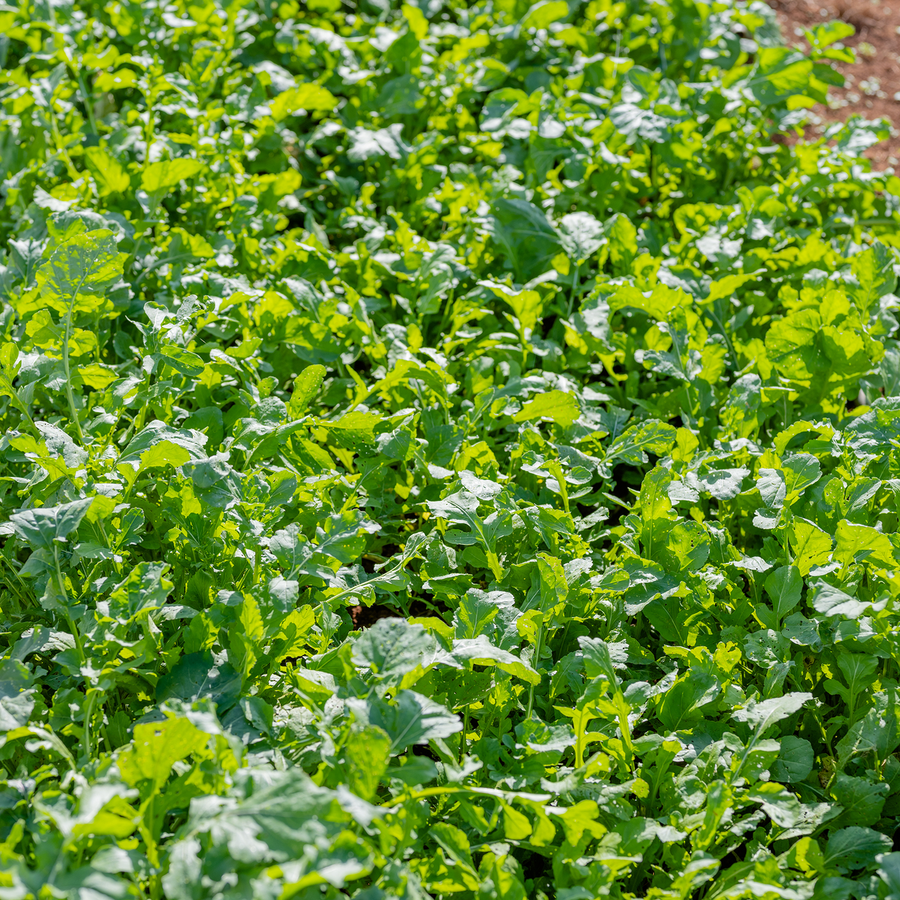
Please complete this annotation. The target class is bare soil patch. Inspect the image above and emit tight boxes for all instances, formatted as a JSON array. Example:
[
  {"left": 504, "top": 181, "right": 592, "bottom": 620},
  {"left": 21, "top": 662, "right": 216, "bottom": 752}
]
[{"left": 768, "top": 0, "right": 900, "bottom": 167}]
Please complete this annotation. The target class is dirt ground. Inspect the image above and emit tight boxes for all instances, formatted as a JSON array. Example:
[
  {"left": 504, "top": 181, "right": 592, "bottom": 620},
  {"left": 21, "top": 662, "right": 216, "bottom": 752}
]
[{"left": 767, "top": 0, "right": 900, "bottom": 168}]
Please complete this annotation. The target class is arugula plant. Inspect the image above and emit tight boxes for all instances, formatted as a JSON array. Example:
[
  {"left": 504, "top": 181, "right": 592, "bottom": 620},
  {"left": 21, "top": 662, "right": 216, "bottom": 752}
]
[{"left": 2, "top": 0, "right": 900, "bottom": 898}]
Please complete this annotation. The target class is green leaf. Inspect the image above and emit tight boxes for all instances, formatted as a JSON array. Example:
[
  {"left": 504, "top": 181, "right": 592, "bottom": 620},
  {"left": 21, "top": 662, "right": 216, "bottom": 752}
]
[
  {"left": 479, "top": 281, "right": 543, "bottom": 334},
  {"left": 607, "top": 214, "right": 638, "bottom": 275},
  {"left": 10, "top": 498, "right": 94, "bottom": 550},
  {"left": 557, "top": 212, "right": 605, "bottom": 264},
  {"left": 107, "top": 562, "right": 172, "bottom": 623},
  {"left": 662, "top": 520, "right": 710, "bottom": 572},
  {"left": 431, "top": 823, "right": 478, "bottom": 882},
  {"left": 579, "top": 636, "right": 620, "bottom": 687},
  {"left": 270, "top": 83, "right": 337, "bottom": 120},
  {"left": 159, "top": 346, "right": 206, "bottom": 377},
  {"left": 141, "top": 158, "right": 205, "bottom": 194},
  {"left": 344, "top": 724, "right": 392, "bottom": 800},
  {"left": 83, "top": 146, "right": 131, "bottom": 196},
  {"left": 452, "top": 635, "right": 539, "bottom": 684},
  {"left": 765, "top": 566, "right": 802, "bottom": 624},
  {"left": 807, "top": 20, "right": 855, "bottom": 49},
  {"left": 833, "top": 520, "right": 895, "bottom": 569},
  {"left": 605, "top": 420, "right": 677, "bottom": 466},
  {"left": 610, "top": 283, "right": 688, "bottom": 320},
  {"left": 537, "top": 553, "right": 568, "bottom": 613},
  {"left": 836, "top": 693, "right": 900, "bottom": 766},
  {"left": 348, "top": 690, "right": 462, "bottom": 751},
  {"left": 77, "top": 362, "right": 119, "bottom": 389},
  {"left": 426, "top": 481, "right": 511, "bottom": 580},
  {"left": 656, "top": 669, "right": 720, "bottom": 731},
  {"left": 832, "top": 774, "right": 889, "bottom": 827},
  {"left": 790, "top": 518, "right": 833, "bottom": 576},
  {"left": 748, "top": 782, "right": 802, "bottom": 829},
  {"left": 639, "top": 466, "right": 675, "bottom": 560},
  {"left": 771, "top": 736, "right": 814, "bottom": 783},
  {"left": 174, "top": 769, "right": 347, "bottom": 865},
  {"left": 323, "top": 410, "right": 381, "bottom": 450},
  {"left": 513, "top": 391, "right": 579, "bottom": 426},
  {"left": 5, "top": 3, "right": 900, "bottom": 893},
  {"left": 847, "top": 242, "right": 895, "bottom": 317},
  {"left": 156, "top": 653, "right": 242, "bottom": 712},
  {"left": 812, "top": 584, "right": 873, "bottom": 619},
  {"left": 0, "top": 659, "right": 35, "bottom": 732},
  {"left": 37, "top": 230, "right": 123, "bottom": 314},
  {"left": 749, "top": 48, "right": 813, "bottom": 105},
  {"left": 697, "top": 467, "right": 749, "bottom": 500},
  {"left": 732, "top": 693, "right": 814, "bottom": 733},
  {"left": 351, "top": 618, "right": 434, "bottom": 680},
  {"left": 119, "top": 421, "right": 208, "bottom": 471},
  {"left": 489, "top": 198, "right": 563, "bottom": 281},
  {"left": 118, "top": 716, "right": 208, "bottom": 792},
  {"left": 290, "top": 365, "right": 326, "bottom": 416},
  {"left": 782, "top": 454, "right": 821, "bottom": 499},
  {"left": 694, "top": 782, "right": 732, "bottom": 851},
  {"left": 824, "top": 826, "right": 893, "bottom": 870},
  {"left": 139, "top": 439, "right": 192, "bottom": 471},
  {"left": 764, "top": 310, "right": 824, "bottom": 386},
  {"left": 521, "top": 0, "right": 568, "bottom": 30},
  {"left": 878, "top": 853, "right": 900, "bottom": 897}
]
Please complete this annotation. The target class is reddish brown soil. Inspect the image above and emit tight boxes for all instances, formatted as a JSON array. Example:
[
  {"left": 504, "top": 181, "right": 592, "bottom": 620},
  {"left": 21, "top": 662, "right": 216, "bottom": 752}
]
[
  {"left": 348, "top": 603, "right": 397, "bottom": 629},
  {"left": 348, "top": 599, "right": 437, "bottom": 629},
  {"left": 768, "top": 0, "right": 900, "bottom": 168}
]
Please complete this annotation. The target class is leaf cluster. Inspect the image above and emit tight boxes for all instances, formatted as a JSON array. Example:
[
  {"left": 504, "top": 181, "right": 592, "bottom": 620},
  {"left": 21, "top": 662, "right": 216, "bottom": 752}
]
[{"left": 1, "top": 0, "right": 900, "bottom": 898}]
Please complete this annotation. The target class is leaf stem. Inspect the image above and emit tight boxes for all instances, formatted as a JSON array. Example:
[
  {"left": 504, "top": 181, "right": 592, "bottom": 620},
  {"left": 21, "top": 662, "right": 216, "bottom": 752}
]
[
  {"left": 568, "top": 262, "right": 580, "bottom": 319},
  {"left": 485, "top": 549, "right": 504, "bottom": 583},
  {"left": 53, "top": 545, "right": 84, "bottom": 664},
  {"left": 525, "top": 619, "right": 543, "bottom": 721},
  {"left": 62, "top": 296, "right": 85, "bottom": 443}
]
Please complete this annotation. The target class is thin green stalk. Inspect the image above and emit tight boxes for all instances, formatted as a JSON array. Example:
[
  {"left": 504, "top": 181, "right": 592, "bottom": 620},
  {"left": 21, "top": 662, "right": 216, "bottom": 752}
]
[
  {"left": 53, "top": 546, "right": 84, "bottom": 663},
  {"left": 62, "top": 297, "right": 84, "bottom": 443},
  {"left": 142, "top": 795, "right": 163, "bottom": 900},
  {"left": 834, "top": 217, "right": 897, "bottom": 230},
  {"left": 81, "top": 690, "right": 96, "bottom": 763},
  {"left": 53, "top": 544, "right": 93, "bottom": 763},
  {"left": 525, "top": 620, "right": 543, "bottom": 721},
  {"left": 459, "top": 705, "right": 470, "bottom": 763},
  {"left": 74, "top": 66, "right": 97, "bottom": 134},
  {"left": 485, "top": 549, "right": 504, "bottom": 583},
  {"left": 0, "top": 554, "right": 33, "bottom": 608},
  {"left": 0, "top": 373, "right": 40, "bottom": 437},
  {"left": 616, "top": 701, "right": 635, "bottom": 772},
  {"left": 732, "top": 724, "right": 763, "bottom": 783},
  {"left": 567, "top": 262, "right": 580, "bottom": 318},
  {"left": 46, "top": 105, "right": 81, "bottom": 182},
  {"left": 706, "top": 304, "right": 737, "bottom": 366}
]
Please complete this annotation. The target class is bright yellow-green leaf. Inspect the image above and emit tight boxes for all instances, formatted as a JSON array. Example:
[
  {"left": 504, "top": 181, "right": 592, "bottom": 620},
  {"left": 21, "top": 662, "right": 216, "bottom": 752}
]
[
  {"left": 78, "top": 363, "right": 119, "bottom": 389},
  {"left": 139, "top": 440, "right": 191, "bottom": 471},
  {"left": 142, "top": 158, "right": 205, "bottom": 194},
  {"left": 270, "top": 84, "right": 336, "bottom": 120},
  {"left": 834, "top": 520, "right": 895, "bottom": 570},
  {"left": 118, "top": 717, "right": 208, "bottom": 793},
  {"left": 84, "top": 147, "right": 131, "bottom": 196},
  {"left": 513, "top": 391, "right": 579, "bottom": 426}
]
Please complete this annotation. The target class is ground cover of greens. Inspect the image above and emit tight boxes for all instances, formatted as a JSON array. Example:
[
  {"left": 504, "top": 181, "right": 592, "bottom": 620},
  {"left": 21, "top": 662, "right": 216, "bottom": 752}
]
[{"left": 3, "top": 0, "right": 900, "bottom": 897}]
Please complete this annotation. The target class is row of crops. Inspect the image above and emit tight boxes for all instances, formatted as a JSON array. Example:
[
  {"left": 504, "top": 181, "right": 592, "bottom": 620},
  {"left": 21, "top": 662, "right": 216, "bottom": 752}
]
[{"left": 2, "top": 0, "right": 900, "bottom": 897}]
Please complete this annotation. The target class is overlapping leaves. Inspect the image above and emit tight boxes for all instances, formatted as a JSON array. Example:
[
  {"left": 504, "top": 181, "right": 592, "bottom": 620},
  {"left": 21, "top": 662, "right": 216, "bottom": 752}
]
[{"left": 1, "top": 0, "right": 900, "bottom": 898}]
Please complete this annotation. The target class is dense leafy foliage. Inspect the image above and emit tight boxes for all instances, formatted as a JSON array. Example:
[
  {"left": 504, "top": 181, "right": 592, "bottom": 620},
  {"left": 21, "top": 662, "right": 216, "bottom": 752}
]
[{"left": 2, "top": 0, "right": 900, "bottom": 896}]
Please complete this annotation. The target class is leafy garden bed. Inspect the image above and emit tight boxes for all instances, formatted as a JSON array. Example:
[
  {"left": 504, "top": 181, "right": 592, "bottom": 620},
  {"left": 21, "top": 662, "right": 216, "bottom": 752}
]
[{"left": 2, "top": 0, "right": 900, "bottom": 898}]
